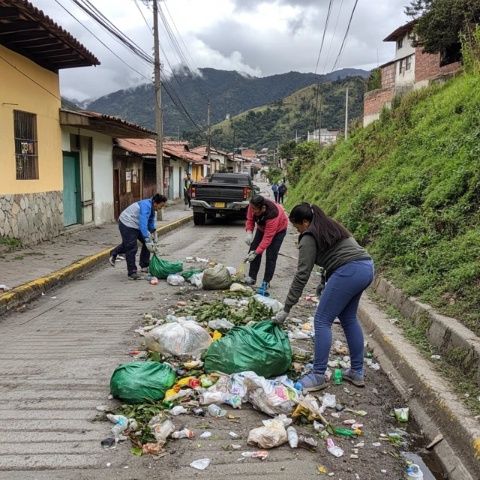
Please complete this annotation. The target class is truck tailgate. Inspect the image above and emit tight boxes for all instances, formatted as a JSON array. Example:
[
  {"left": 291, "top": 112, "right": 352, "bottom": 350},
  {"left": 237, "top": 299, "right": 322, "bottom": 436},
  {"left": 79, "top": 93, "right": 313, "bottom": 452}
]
[{"left": 194, "top": 185, "right": 245, "bottom": 202}]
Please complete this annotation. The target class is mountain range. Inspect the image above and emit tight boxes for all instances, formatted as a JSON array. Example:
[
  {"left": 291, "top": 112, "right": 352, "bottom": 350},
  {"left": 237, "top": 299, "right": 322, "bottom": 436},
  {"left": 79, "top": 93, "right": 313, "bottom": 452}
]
[{"left": 77, "top": 67, "right": 369, "bottom": 137}]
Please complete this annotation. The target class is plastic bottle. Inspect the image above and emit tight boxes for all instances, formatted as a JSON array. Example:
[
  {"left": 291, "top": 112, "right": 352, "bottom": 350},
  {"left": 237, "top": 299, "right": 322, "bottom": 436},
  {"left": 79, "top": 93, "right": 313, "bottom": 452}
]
[
  {"left": 287, "top": 426, "right": 298, "bottom": 448},
  {"left": 106, "top": 414, "right": 128, "bottom": 438},
  {"left": 333, "top": 368, "right": 343, "bottom": 385},
  {"left": 207, "top": 404, "right": 226, "bottom": 417},
  {"left": 405, "top": 464, "right": 424, "bottom": 480}
]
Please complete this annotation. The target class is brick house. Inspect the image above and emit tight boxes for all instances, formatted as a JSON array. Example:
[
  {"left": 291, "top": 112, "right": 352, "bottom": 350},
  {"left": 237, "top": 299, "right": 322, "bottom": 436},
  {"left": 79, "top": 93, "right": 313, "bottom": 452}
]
[{"left": 364, "top": 20, "right": 461, "bottom": 126}]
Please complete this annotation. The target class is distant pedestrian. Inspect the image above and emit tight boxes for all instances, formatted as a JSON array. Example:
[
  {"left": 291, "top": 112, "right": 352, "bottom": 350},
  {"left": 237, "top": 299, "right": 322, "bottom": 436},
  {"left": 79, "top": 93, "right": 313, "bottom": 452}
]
[
  {"left": 278, "top": 182, "right": 287, "bottom": 204},
  {"left": 110, "top": 194, "right": 167, "bottom": 280},
  {"left": 244, "top": 195, "right": 288, "bottom": 295},
  {"left": 271, "top": 183, "right": 279, "bottom": 203},
  {"left": 274, "top": 203, "right": 374, "bottom": 392},
  {"left": 184, "top": 173, "right": 192, "bottom": 210}
]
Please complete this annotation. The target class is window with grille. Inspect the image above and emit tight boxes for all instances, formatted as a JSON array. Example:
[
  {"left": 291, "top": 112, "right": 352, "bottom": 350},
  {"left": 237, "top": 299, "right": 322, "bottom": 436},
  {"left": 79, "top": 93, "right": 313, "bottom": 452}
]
[{"left": 14, "top": 110, "right": 38, "bottom": 180}]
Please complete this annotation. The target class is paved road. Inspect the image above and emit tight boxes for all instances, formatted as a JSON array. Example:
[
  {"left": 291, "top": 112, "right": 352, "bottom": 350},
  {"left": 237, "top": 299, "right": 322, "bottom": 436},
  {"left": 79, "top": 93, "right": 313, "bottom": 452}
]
[{"left": 0, "top": 201, "right": 408, "bottom": 479}]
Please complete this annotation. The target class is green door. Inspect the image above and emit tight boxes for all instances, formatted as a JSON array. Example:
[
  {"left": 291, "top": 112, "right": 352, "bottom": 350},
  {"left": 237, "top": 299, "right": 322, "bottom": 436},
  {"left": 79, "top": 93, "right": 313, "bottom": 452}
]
[{"left": 63, "top": 153, "right": 81, "bottom": 226}]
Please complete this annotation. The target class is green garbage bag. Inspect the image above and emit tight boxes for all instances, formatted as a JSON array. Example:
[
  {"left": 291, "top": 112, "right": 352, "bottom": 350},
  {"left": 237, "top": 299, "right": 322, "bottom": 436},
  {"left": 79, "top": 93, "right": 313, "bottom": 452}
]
[
  {"left": 110, "top": 361, "right": 176, "bottom": 404},
  {"left": 203, "top": 320, "right": 292, "bottom": 378},
  {"left": 149, "top": 255, "right": 183, "bottom": 279}
]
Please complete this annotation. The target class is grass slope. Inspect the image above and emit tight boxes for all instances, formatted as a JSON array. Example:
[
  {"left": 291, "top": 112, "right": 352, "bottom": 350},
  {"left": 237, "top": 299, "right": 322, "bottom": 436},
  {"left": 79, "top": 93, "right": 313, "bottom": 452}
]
[{"left": 286, "top": 74, "right": 480, "bottom": 333}]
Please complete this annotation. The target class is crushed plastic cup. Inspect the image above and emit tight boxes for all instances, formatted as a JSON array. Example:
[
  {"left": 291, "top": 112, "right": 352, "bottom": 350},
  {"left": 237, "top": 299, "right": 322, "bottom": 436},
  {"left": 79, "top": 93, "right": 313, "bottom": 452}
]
[
  {"left": 406, "top": 464, "right": 424, "bottom": 479},
  {"left": 207, "top": 404, "right": 226, "bottom": 417},
  {"left": 287, "top": 426, "right": 298, "bottom": 448},
  {"left": 190, "top": 458, "right": 211, "bottom": 470},
  {"left": 326, "top": 438, "right": 344, "bottom": 457}
]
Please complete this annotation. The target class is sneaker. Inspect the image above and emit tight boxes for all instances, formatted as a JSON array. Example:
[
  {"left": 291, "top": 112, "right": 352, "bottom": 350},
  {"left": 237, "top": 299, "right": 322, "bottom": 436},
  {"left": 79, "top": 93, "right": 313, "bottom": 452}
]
[
  {"left": 296, "top": 373, "right": 328, "bottom": 393},
  {"left": 109, "top": 255, "right": 116, "bottom": 267},
  {"left": 140, "top": 267, "right": 149, "bottom": 273},
  {"left": 244, "top": 276, "right": 256, "bottom": 286},
  {"left": 128, "top": 272, "right": 141, "bottom": 280},
  {"left": 257, "top": 281, "right": 270, "bottom": 296},
  {"left": 343, "top": 369, "right": 365, "bottom": 387}
]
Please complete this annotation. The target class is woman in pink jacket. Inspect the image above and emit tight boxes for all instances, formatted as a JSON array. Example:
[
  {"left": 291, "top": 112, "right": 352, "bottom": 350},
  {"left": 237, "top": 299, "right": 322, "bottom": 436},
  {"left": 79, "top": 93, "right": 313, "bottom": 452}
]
[{"left": 244, "top": 195, "right": 289, "bottom": 295}]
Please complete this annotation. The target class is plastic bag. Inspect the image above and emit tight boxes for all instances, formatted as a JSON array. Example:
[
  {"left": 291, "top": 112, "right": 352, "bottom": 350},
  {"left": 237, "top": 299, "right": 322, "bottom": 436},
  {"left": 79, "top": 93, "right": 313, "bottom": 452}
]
[
  {"left": 202, "top": 264, "right": 232, "bottom": 290},
  {"left": 204, "top": 321, "right": 292, "bottom": 378},
  {"left": 167, "top": 274, "right": 185, "bottom": 286},
  {"left": 145, "top": 319, "right": 212, "bottom": 358},
  {"left": 247, "top": 419, "right": 288, "bottom": 449},
  {"left": 236, "top": 371, "right": 299, "bottom": 416},
  {"left": 149, "top": 255, "right": 183, "bottom": 279},
  {"left": 181, "top": 268, "right": 203, "bottom": 279},
  {"left": 253, "top": 294, "right": 283, "bottom": 314},
  {"left": 208, "top": 318, "right": 235, "bottom": 332},
  {"left": 110, "top": 361, "right": 176, "bottom": 404},
  {"left": 189, "top": 273, "right": 204, "bottom": 288}
]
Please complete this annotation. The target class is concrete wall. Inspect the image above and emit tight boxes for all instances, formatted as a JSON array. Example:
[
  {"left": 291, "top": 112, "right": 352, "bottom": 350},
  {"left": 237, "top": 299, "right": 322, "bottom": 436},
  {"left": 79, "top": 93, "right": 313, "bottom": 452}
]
[
  {"left": 395, "top": 54, "right": 416, "bottom": 87},
  {"left": 394, "top": 32, "right": 415, "bottom": 61},
  {"left": 61, "top": 128, "right": 114, "bottom": 226}
]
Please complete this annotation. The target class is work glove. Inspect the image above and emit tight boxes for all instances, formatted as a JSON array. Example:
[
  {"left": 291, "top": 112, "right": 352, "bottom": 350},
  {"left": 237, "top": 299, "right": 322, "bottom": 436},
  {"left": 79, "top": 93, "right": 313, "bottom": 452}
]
[
  {"left": 145, "top": 238, "right": 155, "bottom": 253},
  {"left": 274, "top": 310, "right": 289, "bottom": 325},
  {"left": 244, "top": 251, "right": 257, "bottom": 263},
  {"left": 152, "top": 231, "right": 158, "bottom": 243},
  {"left": 245, "top": 231, "right": 253, "bottom": 246}
]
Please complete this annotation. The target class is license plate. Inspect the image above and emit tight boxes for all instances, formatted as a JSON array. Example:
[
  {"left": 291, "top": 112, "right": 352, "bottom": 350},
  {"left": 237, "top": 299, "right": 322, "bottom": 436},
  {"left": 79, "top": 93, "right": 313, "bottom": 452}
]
[{"left": 213, "top": 202, "right": 226, "bottom": 208}]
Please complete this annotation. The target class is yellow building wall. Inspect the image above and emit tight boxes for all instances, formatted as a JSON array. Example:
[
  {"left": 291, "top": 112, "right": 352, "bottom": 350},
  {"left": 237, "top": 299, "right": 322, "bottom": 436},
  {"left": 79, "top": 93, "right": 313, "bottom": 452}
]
[{"left": 0, "top": 45, "right": 62, "bottom": 194}]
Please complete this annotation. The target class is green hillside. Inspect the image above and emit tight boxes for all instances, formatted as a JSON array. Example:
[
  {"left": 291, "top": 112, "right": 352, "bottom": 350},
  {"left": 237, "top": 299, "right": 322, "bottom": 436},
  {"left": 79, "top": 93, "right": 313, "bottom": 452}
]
[
  {"left": 286, "top": 74, "right": 480, "bottom": 333},
  {"left": 84, "top": 67, "right": 368, "bottom": 137},
  {"left": 186, "top": 76, "right": 365, "bottom": 150}
]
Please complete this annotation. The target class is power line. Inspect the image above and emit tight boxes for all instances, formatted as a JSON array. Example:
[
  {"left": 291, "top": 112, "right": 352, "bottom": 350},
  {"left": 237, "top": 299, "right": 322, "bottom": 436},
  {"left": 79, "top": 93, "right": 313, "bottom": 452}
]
[
  {"left": 322, "top": 0, "right": 345, "bottom": 74},
  {"left": 314, "top": 0, "right": 334, "bottom": 74},
  {"left": 134, "top": 0, "right": 152, "bottom": 33},
  {"left": 331, "top": 0, "right": 360, "bottom": 72},
  {"left": 54, "top": 0, "right": 151, "bottom": 81}
]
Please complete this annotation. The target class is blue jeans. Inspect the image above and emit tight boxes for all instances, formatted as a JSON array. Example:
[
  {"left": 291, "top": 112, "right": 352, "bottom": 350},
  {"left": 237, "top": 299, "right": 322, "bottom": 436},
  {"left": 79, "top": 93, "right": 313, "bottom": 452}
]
[{"left": 313, "top": 259, "right": 374, "bottom": 375}]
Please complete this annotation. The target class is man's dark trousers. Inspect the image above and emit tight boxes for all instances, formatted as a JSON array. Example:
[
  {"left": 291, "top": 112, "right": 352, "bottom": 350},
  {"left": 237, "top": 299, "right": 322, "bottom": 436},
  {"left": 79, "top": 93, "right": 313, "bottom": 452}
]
[{"left": 111, "top": 221, "right": 150, "bottom": 276}]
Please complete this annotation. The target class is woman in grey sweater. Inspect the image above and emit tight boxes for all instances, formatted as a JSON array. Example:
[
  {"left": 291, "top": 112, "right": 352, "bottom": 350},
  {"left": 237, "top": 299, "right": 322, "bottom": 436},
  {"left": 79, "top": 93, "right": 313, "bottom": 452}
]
[{"left": 275, "top": 203, "right": 374, "bottom": 392}]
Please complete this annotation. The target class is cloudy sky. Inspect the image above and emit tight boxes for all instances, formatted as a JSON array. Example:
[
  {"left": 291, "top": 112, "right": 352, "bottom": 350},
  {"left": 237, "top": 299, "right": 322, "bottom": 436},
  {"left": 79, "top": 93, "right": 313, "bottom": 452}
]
[{"left": 33, "top": 0, "right": 409, "bottom": 101}]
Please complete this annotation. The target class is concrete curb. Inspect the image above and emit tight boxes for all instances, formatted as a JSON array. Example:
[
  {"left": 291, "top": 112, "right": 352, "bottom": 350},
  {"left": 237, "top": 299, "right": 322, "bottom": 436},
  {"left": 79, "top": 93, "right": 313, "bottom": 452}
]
[
  {"left": 372, "top": 276, "right": 480, "bottom": 386},
  {"left": 359, "top": 295, "right": 480, "bottom": 480},
  {"left": 0, "top": 214, "right": 192, "bottom": 317}
]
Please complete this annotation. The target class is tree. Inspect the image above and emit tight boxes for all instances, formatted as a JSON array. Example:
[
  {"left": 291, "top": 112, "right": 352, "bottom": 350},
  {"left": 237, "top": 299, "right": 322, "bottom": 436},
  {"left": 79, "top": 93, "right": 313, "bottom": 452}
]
[{"left": 406, "top": 0, "right": 480, "bottom": 54}]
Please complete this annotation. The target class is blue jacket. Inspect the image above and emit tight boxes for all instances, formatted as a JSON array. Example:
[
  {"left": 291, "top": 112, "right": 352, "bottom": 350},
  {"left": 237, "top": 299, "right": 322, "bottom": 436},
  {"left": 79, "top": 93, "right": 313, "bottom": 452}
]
[{"left": 119, "top": 198, "right": 156, "bottom": 240}]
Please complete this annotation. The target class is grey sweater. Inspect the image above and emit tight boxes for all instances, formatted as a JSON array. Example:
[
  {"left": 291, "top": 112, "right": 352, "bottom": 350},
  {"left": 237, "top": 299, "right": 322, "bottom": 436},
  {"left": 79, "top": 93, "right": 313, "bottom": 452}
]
[{"left": 284, "top": 235, "right": 371, "bottom": 312}]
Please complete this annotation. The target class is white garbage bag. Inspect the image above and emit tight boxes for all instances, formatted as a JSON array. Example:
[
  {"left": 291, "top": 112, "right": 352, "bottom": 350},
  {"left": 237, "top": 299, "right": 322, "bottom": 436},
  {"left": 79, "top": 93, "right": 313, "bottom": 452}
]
[
  {"left": 189, "top": 273, "right": 204, "bottom": 288},
  {"left": 253, "top": 294, "right": 284, "bottom": 314},
  {"left": 145, "top": 319, "right": 212, "bottom": 358},
  {"left": 167, "top": 274, "right": 185, "bottom": 286}
]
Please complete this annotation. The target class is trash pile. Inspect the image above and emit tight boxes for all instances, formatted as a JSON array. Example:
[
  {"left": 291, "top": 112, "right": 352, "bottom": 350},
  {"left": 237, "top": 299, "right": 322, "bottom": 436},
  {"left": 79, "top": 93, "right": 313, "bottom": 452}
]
[{"left": 99, "top": 254, "right": 415, "bottom": 476}]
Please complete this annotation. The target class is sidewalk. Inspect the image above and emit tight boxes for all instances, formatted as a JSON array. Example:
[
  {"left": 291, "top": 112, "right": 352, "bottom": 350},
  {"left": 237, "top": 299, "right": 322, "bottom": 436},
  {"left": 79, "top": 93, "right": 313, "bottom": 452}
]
[{"left": 0, "top": 202, "right": 191, "bottom": 302}]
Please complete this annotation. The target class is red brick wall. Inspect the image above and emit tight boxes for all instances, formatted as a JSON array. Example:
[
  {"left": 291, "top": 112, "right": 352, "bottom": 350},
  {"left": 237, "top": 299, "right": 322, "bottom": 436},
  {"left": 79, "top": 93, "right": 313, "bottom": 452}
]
[
  {"left": 415, "top": 47, "right": 461, "bottom": 82},
  {"left": 364, "top": 88, "right": 394, "bottom": 116},
  {"left": 381, "top": 64, "right": 396, "bottom": 89}
]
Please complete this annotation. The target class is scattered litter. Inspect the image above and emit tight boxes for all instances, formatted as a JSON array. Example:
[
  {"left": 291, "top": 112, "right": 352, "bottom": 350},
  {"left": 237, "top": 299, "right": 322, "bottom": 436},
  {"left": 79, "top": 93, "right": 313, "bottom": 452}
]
[
  {"left": 0, "top": 284, "right": 10, "bottom": 291},
  {"left": 200, "top": 431, "right": 212, "bottom": 439},
  {"left": 106, "top": 414, "right": 128, "bottom": 439},
  {"left": 394, "top": 407, "right": 409, "bottom": 423},
  {"left": 241, "top": 450, "right": 269, "bottom": 460},
  {"left": 431, "top": 355, "right": 441, "bottom": 360},
  {"left": 229, "top": 431, "right": 239, "bottom": 439},
  {"left": 149, "top": 417, "right": 175, "bottom": 444},
  {"left": 406, "top": 464, "right": 424, "bottom": 479},
  {"left": 101, "top": 437, "right": 116, "bottom": 449},
  {"left": 190, "top": 458, "right": 211, "bottom": 470},
  {"left": 230, "top": 282, "right": 251, "bottom": 293},
  {"left": 317, "top": 465, "right": 328, "bottom": 475},
  {"left": 287, "top": 426, "right": 298, "bottom": 448},
  {"left": 171, "top": 428, "right": 195, "bottom": 439},
  {"left": 326, "top": 438, "right": 344, "bottom": 457},
  {"left": 298, "top": 435, "right": 318, "bottom": 451},
  {"left": 207, "top": 404, "right": 226, "bottom": 417},
  {"left": 170, "top": 406, "right": 188, "bottom": 416},
  {"left": 142, "top": 442, "right": 164, "bottom": 455},
  {"left": 252, "top": 294, "right": 283, "bottom": 314},
  {"left": 208, "top": 318, "right": 235, "bottom": 331},
  {"left": 202, "top": 264, "right": 232, "bottom": 290},
  {"left": 247, "top": 418, "right": 288, "bottom": 449}
]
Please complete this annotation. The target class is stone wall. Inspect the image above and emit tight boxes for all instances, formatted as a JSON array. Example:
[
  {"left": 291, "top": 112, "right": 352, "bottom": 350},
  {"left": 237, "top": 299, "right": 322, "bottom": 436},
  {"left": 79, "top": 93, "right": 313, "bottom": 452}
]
[{"left": 0, "top": 191, "right": 63, "bottom": 245}]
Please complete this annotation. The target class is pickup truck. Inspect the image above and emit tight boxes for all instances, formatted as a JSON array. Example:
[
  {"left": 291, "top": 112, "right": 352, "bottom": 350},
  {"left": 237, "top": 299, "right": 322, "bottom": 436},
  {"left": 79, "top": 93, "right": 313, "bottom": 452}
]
[{"left": 190, "top": 173, "right": 259, "bottom": 225}]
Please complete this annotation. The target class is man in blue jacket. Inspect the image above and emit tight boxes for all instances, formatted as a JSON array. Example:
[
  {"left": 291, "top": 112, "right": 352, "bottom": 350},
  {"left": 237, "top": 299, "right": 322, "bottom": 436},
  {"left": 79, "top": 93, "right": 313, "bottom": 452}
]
[{"left": 110, "top": 194, "right": 167, "bottom": 279}]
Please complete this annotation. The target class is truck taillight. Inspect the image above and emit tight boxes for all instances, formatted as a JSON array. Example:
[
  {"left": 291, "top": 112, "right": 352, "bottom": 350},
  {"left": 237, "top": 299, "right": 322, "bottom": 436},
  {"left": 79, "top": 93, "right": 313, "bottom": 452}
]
[
  {"left": 191, "top": 187, "right": 196, "bottom": 198},
  {"left": 243, "top": 187, "right": 251, "bottom": 199}
]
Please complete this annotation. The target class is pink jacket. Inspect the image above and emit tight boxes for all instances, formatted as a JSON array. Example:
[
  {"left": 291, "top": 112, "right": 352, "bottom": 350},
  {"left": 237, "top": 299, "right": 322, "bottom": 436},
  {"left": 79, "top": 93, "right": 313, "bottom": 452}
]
[{"left": 246, "top": 200, "right": 289, "bottom": 254}]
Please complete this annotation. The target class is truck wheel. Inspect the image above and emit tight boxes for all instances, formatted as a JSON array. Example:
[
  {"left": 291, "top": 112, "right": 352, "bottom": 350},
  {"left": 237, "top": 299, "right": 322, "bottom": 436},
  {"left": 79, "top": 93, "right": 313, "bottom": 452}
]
[{"left": 193, "top": 212, "right": 206, "bottom": 226}]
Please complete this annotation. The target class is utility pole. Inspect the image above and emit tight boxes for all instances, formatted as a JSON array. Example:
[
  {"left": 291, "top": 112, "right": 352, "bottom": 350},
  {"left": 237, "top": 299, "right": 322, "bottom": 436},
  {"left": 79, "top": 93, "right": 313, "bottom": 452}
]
[
  {"left": 153, "top": 0, "right": 164, "bottom": 218},
  {"left": 345, "top": 86, "right": 349, "bottom": 141},
  {"left": 318, "top": 95, "right": 322, "bottom": 146},
  {"left": 206, "top": 99, "right": 211, "bottom": 165}
]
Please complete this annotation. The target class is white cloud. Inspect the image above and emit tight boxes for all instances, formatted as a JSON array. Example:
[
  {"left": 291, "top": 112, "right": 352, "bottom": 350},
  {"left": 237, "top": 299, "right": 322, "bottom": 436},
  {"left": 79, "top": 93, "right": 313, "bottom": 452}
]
[{"left": 30, "top": 0, "right": 409, "bottom": 100}]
